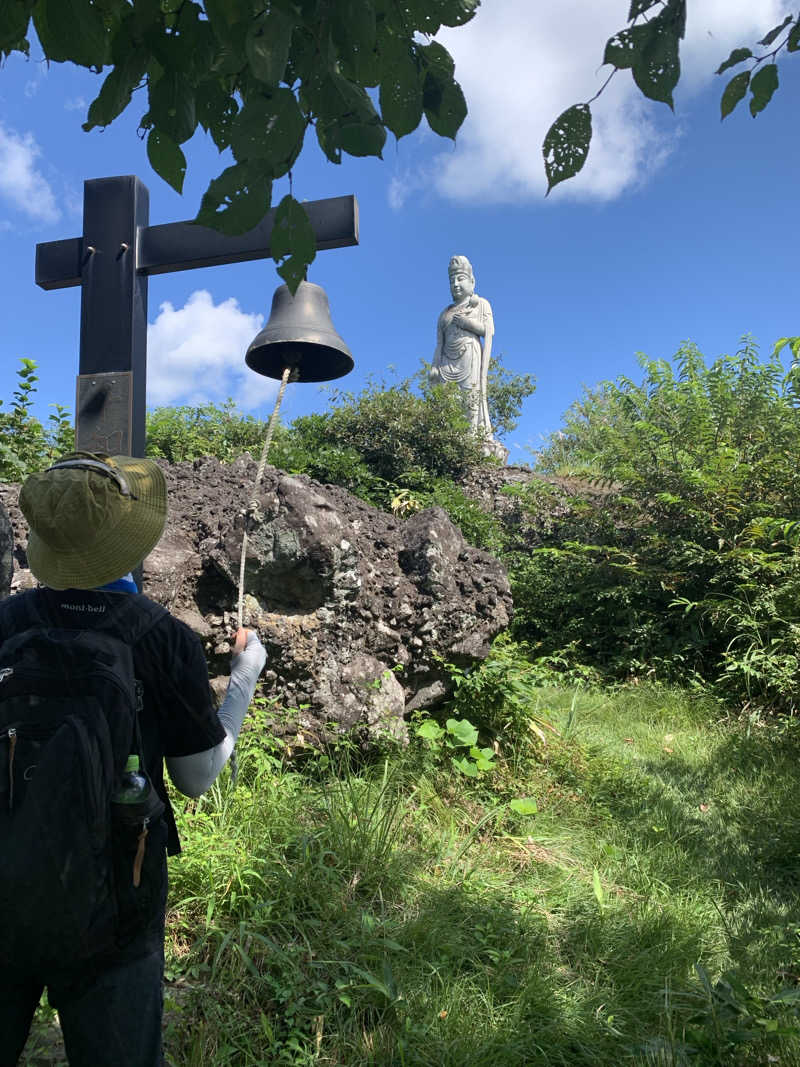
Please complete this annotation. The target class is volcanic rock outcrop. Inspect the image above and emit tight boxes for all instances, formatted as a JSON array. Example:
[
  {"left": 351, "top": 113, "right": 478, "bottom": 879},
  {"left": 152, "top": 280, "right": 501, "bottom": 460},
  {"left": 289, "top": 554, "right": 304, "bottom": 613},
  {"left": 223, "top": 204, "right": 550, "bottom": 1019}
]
[{"left": 0, "top": 456, "right": 512, "bottom": 743}]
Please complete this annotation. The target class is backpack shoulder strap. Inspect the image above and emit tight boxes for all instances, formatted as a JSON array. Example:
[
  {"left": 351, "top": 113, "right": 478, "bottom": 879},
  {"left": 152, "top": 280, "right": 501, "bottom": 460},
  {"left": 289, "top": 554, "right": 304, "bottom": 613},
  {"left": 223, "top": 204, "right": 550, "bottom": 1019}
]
[
  {"left": 96, "top": 594, "right": 169, "bottom": 649},
  {"left": 0, "top": 589, "right": 168, "bottom": 650}
]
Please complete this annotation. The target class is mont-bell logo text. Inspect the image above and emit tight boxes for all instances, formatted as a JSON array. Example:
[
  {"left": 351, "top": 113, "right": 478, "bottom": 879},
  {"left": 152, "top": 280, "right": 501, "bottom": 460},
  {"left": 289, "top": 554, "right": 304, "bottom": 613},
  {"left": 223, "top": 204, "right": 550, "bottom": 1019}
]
[{"left": 60, "top": 602, "right": 106, "bottom": 614}]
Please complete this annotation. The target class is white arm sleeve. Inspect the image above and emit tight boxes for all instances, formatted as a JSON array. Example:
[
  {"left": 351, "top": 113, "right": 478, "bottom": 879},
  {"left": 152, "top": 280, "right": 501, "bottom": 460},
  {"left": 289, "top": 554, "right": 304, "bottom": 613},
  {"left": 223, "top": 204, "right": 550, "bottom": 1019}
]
[{"left": 165, "top": 632, "right": 266, "bottom": 797}]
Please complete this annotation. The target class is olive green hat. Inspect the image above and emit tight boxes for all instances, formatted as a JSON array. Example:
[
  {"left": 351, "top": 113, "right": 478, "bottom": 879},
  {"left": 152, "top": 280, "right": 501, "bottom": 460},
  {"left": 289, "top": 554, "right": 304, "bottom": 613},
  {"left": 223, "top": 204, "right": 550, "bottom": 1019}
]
[{"left": 19, "top": 451, "right": 167, "bottom": 590}]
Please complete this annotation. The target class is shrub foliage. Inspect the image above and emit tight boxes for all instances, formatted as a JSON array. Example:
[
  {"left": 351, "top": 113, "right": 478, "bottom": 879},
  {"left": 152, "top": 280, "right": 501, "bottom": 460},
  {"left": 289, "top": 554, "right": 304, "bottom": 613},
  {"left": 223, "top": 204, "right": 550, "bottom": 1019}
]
[{"left": 520, "top": 339, "right": 800, "bottom": 709}]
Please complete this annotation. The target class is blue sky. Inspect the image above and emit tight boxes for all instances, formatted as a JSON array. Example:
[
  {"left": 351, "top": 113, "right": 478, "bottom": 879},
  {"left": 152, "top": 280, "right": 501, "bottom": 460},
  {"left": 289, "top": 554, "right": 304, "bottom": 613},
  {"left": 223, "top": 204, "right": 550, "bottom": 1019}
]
[{"left": 1, "top": 0, "right": 798, "bottom": 467}]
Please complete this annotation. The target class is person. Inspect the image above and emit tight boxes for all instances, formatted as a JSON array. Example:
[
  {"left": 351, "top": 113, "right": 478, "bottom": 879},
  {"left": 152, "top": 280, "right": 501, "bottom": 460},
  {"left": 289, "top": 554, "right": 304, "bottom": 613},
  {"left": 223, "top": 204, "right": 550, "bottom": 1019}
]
[
  {"left": 0, "top": 451, "right": 267, "bottom": 1067},
  {"left": 430, "top": 254, "right": 496, "bottom": 441}
]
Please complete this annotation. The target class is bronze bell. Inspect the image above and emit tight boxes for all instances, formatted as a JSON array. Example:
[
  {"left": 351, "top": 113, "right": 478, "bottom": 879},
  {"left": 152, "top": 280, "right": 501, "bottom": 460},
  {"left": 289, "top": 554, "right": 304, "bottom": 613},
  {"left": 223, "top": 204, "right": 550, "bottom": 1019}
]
[{"left": 245, "top": 280, "right": 354, "bottom": 383}]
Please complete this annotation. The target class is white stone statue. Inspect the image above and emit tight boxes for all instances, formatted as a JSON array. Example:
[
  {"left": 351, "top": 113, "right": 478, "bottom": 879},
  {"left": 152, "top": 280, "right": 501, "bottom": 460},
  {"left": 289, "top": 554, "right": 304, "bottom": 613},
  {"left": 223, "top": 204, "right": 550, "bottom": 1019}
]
[{"left": 430, "top": 255, "right": 507, "bottom": 462}]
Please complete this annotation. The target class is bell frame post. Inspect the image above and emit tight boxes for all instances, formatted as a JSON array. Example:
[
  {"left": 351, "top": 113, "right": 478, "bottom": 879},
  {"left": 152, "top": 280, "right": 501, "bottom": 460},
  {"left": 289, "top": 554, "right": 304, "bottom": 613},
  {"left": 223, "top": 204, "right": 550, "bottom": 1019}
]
[{"left": 36, "top": 175, "right": 359, "bottom": 459}]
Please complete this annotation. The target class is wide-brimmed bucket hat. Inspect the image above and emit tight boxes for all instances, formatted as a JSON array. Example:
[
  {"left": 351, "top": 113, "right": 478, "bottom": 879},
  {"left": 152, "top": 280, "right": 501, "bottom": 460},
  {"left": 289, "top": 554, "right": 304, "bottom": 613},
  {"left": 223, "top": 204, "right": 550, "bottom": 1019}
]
[{"left": 19, "top": 451, "right": 167, "bottom": 590}]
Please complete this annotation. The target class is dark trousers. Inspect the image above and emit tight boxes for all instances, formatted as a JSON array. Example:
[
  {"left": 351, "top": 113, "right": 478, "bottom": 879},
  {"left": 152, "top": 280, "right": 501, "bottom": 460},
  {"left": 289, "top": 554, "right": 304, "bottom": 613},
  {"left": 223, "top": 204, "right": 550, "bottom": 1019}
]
[
  {"left": 2, "top": 827, "right": 169, "bottom": 1067},
  {"left": 0, "top": 917, "right": 165, "bottom": 1067}
]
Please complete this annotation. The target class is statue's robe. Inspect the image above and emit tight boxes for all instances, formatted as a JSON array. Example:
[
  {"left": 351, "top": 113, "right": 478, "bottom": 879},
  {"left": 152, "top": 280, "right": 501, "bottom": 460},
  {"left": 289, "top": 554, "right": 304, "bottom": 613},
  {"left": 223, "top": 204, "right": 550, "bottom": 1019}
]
[{"left": 433, "top": 296, "right": 494, "bottom": 433}]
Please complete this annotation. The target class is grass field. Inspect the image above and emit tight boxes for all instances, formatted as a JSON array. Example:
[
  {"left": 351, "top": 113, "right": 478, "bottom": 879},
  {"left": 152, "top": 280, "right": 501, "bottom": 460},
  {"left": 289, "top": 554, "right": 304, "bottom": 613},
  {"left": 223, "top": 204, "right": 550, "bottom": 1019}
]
[{"left": 23, "top": 685, "right": 800, "bottom": 1066}]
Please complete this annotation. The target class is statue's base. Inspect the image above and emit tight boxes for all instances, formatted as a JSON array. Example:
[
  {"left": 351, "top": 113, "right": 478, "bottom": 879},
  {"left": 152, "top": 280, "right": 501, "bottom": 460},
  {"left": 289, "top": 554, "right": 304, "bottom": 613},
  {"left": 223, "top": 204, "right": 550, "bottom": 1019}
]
[{"left": 481, "top": 438, "right": 509, "bottom": 465}]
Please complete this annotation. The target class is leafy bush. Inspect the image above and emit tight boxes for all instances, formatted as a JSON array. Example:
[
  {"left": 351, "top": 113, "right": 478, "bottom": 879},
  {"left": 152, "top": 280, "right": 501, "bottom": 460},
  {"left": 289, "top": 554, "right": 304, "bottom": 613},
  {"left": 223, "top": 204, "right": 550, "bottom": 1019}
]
[
  {"left": 516, "top": 339, "right": 800, "bottom": 709},
  {"left": 0, "top": 359, "right": 74, "bottom": 480},
  {"left": 145, "top": 399, "right": 271, "bottom": 463},
  {"left": 291, "top": 376, "right": 484, "bottom": 484}
]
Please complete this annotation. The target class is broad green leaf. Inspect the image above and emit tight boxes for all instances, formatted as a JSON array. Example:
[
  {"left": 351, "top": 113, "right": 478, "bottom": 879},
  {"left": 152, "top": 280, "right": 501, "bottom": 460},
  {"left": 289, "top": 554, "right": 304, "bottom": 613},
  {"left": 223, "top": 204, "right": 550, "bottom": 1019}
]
[
  {"left": 326, "top": 115, "right": 387, "bottom": 158},
  {"left": 380, "top": 47, "right": 423, "bottom": 139},
  {"left": 631, "top": 4, "right": 683, "bottom": 107},
  {"left": 604, "top": 25, "right": 646, "bottom": 71},
  {"left": 229, "top": 90, "right": 305, "bottom": 177},
  {"left": 314, "top": 76, "right": 387, "bottom": 159},
  {"left": 147, "top": 128, "right": 187, "bottom": 193},
  {"left": 331, "top": 0, "right": 376, "bottom": 65},
  {"left": 83, "top": 48, "right": 148, "bottom": 131},
  {"left": 452, "top": 756, "right": 479, "bottom": 777},
  {"left": 788, "top": 20, "right": 800, "bottom": 52},
  {"left": 422, "top": 69, "right": 467, "bottom": 139},
  {"left": 759, "top": 15, "right": 793, "bottom": 47},
  {"left": 0, "top": 0, "right": 33, "bottom": 54},
  {"left": 720, "top": 70, "right": 750, "bottom": 119},
  {"left": 271, "top": 193, "right": 316, "bottom": 294},
  {"left": 146, "top": 72, "right": 197, "bottom": 144},
  {"left": 196, "top": 79, "right": 238, "bottom": 150},
  {"left": 509, "top": 798, "right": 538, "bottom": 816},
  {"left": 418, "top": 40, "right": 455, "bottom": 78},
  {"left": 415, "top": 719, "right": 444, "bottom": 741},
  {"left": 715, "top": 47, "right": 753, "bottom": 76},
  {"left": 437, "top": 0, "right": 480, "bottom": 28},
  {"left": 543, "top": 103, "right": 592, "bottom": 194},
  {"left": 195, "top": 163, "right": 272, "bottom": 236},
  {"left": 446, "top": 718, "right": 479, "bottom": 747},
  {"left": 749, "top": 63, "right": 779, "bottom": 116},
  {"left": 204, "top": 0, "right": 250, "bottom": 35},
  {"left": 33, "top": 0, "right": 109, "bottom": 67},
  {"left": 246, "top": 8, "right": 294, "bottom": 88}
]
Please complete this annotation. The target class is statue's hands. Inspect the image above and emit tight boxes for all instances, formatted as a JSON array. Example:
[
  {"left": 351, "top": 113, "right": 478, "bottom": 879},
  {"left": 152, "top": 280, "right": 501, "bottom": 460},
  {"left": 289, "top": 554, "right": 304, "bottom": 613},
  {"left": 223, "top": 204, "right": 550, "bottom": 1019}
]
[{"left": 429, "top": 364, "right": 443, "bottom": 383}]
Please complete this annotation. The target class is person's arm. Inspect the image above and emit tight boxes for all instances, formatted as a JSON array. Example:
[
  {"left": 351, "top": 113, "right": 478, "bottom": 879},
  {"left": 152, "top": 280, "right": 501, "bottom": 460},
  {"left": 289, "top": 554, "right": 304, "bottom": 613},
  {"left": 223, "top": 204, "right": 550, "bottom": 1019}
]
[{"left": 165, "top": 628, "right": 266, "bottom": 797}]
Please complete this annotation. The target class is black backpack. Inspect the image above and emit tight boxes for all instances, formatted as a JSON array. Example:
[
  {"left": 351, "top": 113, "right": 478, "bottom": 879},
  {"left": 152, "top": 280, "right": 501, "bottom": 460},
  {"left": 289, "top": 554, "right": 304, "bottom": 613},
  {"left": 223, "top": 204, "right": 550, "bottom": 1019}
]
[{"left": 0, "top": 592, "right": 167, "bottom": 972}]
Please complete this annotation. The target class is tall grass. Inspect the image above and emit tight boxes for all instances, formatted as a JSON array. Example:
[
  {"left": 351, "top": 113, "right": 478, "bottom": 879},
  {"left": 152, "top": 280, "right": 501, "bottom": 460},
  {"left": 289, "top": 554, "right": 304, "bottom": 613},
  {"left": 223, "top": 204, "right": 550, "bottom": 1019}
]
[{"left": 22, "top": 687, "right": 800, "bottom": 1065}]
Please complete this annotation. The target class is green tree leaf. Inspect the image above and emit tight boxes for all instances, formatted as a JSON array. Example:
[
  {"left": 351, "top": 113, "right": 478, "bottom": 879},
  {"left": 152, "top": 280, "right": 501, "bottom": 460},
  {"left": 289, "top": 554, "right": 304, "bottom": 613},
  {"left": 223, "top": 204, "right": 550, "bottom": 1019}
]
[
  {"left": 604, "top": 25, "right": 645, "bottom": 71},
  {"left": 749, "top": 64, "right": 779, "bottom": 116},
  {"left": 759, "top": 15, "right": 793, "bottom": 47},
  {"left": 33, "top": 0, "right": 109, "bottom": 67},
  {"left": 229, "top": 90, "right": 306, "bottom": 177},
  {"left": 509, "top": 798, "right": 539, "bottom": 816},
  {"left": 195, "top": 79, "right": 238, "bottom": 150},
  {"left": 83, "top": 48, "right": 148, "bottom": 131},
  {"left": 422, "top": 68, "right": 467, "bottom": 139},
  {"left": 380, "top": 46, "right": 423, "bottom": 139},
  {"left": 446, "top": 718, "right": 479, "bottom": 747},
  {"left": 147, "top": 128, "right": 187, "bottom": 194},
  {"left": 631, "top": 2, "right": 683, "bottom": 108},
  {"left": 314, "top": 76, "right": 387, "bottom": 160},
  {"left": 271, "top": 193, "right": 316, "bottom": 295},
  {"left": 0, "top": 0, "right": 33, "bottom": 55},
  {"left": 195, "top": 163, "right": 272, "bottom": 236},
  {"left": 543, "top": 103, "right": 592, "bottom": 194},
  {"left": 720, "top": 70, "right": 750, "bottom": 119},
  {"left": 787, "top": 21, "right": 800, "bottom": 52},
  {"left": 715, "top": 47, "right": 753, "bottom": 76},
  {"left": 331, "top": 0, "right": 376, "bottom": 80},
  {"left": 437, "top": 0, "right": 480, "bottom": 28},
  {"left": 246, "top": 8, "right": 295, "bottom": 88},
  {"left": 146, "top": 71, "right": 197, "bottom": 144}
]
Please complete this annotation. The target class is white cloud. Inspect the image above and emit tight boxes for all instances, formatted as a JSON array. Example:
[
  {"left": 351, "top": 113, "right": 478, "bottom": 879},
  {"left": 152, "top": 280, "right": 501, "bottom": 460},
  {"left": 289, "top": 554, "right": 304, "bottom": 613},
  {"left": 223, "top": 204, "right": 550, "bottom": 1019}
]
[
  {"left": 419, "top": 0, "right": 795, "bottom": 205},
  {"left": 0, "top": 123, "right": 59, "bottom": 223},
  {"left": 146, "top": 290, "right": 274, "bottom": 412},
  {"left": 63, "top": 96, "right": 87, "bottom": 112}
]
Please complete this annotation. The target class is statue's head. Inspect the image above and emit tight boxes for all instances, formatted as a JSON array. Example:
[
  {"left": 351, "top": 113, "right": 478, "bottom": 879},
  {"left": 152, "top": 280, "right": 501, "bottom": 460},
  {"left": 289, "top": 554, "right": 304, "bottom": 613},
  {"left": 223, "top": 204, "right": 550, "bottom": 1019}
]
[{"left": 448, "top": 255, "right": 475, "bottom": 302}]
